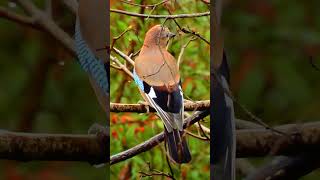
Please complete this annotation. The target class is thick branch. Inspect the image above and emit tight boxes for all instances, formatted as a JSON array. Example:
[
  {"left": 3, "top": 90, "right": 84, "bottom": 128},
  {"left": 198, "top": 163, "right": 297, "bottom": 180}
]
[
  {"left": 246, "top": 153, "right": 320, "bottom": 180},
  {"left": 110, "top": 110, "right": 210, "bottom": 165},
  {"left": 15, "top": 0, "right": 75, "bottom": 55},
  {"left": 110, "top": 100, "right": 210, "bottom": 112},
  {"left": 0, "top": 130, "right": 108, "bottom": 164},
  {"left": 237, "top": 122, "right": 320, "bottom": 157},
  {"left": 110, "top": 9, "right": 210, "bottom": 19}
]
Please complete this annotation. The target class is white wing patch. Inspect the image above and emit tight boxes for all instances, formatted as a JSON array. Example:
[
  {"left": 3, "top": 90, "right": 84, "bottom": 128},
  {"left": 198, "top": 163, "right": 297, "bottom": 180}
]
[
  {"left": 148, "top": 87, "right": 157, "bottom": 98},
  {"left": 144, "top": 93, "right": 176, "bottom": 132},
  {"left": 134, "top": 76, "right": 184, "bottom": 133}
]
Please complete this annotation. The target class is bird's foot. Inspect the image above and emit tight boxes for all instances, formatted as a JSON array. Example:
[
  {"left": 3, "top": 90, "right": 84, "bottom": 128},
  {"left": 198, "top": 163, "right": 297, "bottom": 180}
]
[{"left": 138, "top": 100, "right": 150, "bottom": 113}]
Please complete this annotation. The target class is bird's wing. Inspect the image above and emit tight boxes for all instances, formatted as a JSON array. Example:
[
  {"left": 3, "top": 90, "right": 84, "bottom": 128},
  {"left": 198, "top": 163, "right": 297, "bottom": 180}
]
[
  {"left": 212, "top": 0, "right": 236, "bottom": 179},
  {"left": 133, "top": 69, "right": 184, "bottom": 132},
  {"left": 75, "top": 2, "right": 109, "bottom": 113},
  {"left": 212, "top": 53, "right": 236, "bottom": 180}
]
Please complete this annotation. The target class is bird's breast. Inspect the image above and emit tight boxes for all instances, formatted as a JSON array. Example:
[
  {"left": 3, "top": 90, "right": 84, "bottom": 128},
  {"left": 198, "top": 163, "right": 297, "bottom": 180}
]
[{"left": 135, "top": 49, "right": 180, "bottom": 87}]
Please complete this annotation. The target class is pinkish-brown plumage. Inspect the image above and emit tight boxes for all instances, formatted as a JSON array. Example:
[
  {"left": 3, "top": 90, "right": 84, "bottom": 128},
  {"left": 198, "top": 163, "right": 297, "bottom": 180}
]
[{"left": 135, "top": 25, "right": 179, "bottom": 90}]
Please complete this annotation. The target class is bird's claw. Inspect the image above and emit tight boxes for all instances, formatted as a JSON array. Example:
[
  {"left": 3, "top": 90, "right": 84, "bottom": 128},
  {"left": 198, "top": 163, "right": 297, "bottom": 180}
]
[{"left": 138, "top": 100, "right": 150, "bottom": 113}]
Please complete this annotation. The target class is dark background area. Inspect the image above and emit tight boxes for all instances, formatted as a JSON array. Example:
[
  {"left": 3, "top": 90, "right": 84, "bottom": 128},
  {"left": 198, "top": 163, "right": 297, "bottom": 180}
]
[
  {"left": 0, "top": 0, "right": 106, "bottom": 179},
  {"left": 222, "top": 0, "right": 320, "bottom": 179}
]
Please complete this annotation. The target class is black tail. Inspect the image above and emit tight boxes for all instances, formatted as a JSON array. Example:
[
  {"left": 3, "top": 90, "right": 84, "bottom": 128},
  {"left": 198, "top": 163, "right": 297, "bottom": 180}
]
[
  {"left": 165, "top": 129, "right": 191, "bottom": 164},
  {"left": 211, "top": 51, "right": 236, "bottom": 179}
]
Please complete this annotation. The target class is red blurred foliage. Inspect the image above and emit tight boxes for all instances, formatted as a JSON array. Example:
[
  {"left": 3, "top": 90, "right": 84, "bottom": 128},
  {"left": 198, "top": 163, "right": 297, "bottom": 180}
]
[
  {"left": 231, "top": 49, "right": 260, "bottom": 92},
  {"left": 111, "top": 114, "right": 118, "bottom": 124},
  {"left": 120, "top": 114, "right": 135, "bottom": 124},
  {"left": 118, "top": 162, "right": 132, "bottom": 180},
  {"left": 139, "top": 126, "right": 145, "bottom": 133},
  {"left": 134, "top": 126, "right": 145, "bottom": 135},
  {"left": 182, "top": 77, "right": 194, "bottom": 90},
  {"left": 112, "top": 130, "right": 119, "bottom": 139},
  {"left": 134, "top": 127, "right": 139, "bottom": 135},
  {"left": 181, "top": 168, "right": 187, "bottom": 180},
  {"left": 4, "top": 162, "right": 72, "bottom": 180},
  {"left": 122, "top": 137, "right": 126, "bottom": 145}
]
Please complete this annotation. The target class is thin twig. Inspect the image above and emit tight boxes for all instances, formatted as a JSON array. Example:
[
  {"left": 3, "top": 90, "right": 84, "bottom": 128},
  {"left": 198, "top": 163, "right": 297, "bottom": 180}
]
[
  {"left": 111, "top": 26, "right": 133, "bottom": 52},
  {"left": 110, "top": 9, "right": 210, "bottom": 19},
  {"left": 166, "top": 8, "right": 210, "bottom": 45},
  {"left": 0, "top": 6, "right": 40, "bottom": 29},
  {"left": 110, "top": 55, "right": 134, "bottom": 78},
  {"left": 185, "top": 130, "right": 210, "bottom": 141},
  {"left": 197, "top": 121, "right": 210, "bottom": 140},
  {"left": 120, "top": 0, "right": 169, "bottom": 8},
  {"left": 113, "top": 47, "right": 135, "bottom": 66},
  {"left": 177, "top": 36, "right": 197, "bottom": 68},
  {"left": 212, "top": 68, "right": 287, "bottom": 135},
  {"left": 15, "top": 0, "right": 76, "bottom": 55}
]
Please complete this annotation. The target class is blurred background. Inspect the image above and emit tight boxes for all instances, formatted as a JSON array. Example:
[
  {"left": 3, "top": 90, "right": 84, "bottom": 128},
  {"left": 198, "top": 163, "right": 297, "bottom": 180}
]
[
  {"left": 222, "top": 0, "right": 320, "bottom": 179},
  {"left": 0, "top": 0, "right": 106, "bottom": 179},
  {"left": 110, "top": 0, "right": 210, "bottom": 179}
]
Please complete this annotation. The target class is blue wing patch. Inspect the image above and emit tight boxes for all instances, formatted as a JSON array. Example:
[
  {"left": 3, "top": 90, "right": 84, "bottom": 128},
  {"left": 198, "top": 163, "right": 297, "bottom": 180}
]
[
  {"left": 133, "top": 68, "right": 144, "bottom": 90},
  {"left": 75, "top": 19, "right": 109, "bottom": 94}
]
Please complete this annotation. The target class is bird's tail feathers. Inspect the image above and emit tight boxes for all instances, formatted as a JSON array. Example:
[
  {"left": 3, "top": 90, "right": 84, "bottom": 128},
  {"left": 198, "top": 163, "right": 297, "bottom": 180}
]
[{"left": 165, "top": 129, "right": 191, "bottom": 164}]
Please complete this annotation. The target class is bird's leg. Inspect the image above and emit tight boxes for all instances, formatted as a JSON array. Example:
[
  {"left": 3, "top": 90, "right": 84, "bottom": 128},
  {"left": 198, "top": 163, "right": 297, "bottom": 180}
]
[{"left": 138, "top": 100, "right": 150, "bottom": 113}]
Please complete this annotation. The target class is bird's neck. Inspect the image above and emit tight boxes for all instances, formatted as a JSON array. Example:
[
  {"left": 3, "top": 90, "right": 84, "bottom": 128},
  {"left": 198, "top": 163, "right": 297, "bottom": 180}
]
[{"left": 141, "top": 42, "right": 166, "bottom": 53}]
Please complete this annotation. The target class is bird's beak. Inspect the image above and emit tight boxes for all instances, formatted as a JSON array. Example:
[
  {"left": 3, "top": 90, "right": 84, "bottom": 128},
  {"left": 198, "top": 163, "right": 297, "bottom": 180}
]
[{"left": 168, "top": 32, "right": 176, "bottom": 38}]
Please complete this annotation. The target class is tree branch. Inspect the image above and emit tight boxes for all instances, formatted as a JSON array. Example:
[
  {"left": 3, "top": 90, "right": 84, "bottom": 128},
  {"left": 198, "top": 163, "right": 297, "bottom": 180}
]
[
  {"left": 246, "top": 153, "right": 320, "bottom": 180},
  {"left": 110, "top": 100, "right": 210, "bottom": 112},
  {"left": 110, "top": 9, "right": 210, "bottom": 19},
  {"left": 0, "top": 130, "right": 108, "bottom": 164},
  {"left": 110, "top": 110, "right": 210, "bottom": 165},
  {"left": 237, "top": 122, "right": 320, "bottom": 157},
  {"left": 0, "top": 6, "right": 40, "bottom": 29},
  {"left": 13, "top": 0, "right": 75, "bottom": 55}
]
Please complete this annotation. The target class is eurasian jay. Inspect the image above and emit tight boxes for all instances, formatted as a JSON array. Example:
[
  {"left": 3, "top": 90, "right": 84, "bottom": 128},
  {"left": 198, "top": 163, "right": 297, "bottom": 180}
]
[
  {"left": 74, "top": 0, "right": 108, "bottom": 168},
  {"left": 133, "top": 25, "right": 191, "bottom": 164},
  {"left": 75, "top": 0, "right": 109, "bottom": 114},
  {"left": 212, "top": 0, "right": 236, "bottom": 179}
]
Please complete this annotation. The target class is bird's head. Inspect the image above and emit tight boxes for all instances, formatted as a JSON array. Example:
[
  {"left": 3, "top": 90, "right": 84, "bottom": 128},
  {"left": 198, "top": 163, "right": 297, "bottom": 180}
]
[{"left": 143, "top": 24, "right": 176, "bottom": 48}]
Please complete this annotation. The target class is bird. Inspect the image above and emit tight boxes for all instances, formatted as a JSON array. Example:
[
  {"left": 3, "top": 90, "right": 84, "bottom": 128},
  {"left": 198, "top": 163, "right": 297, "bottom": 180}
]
[
  {"left": 75, "top": 0, "right": 109, "bottom": 115},
  {"left": 133, "top": 24, "right": 191, "bottom": 164},
  {"left": 74, "top": 0, "right": 109, "bottom": 168},
  {"left": 211, "top": 0, "right": 236, "bottom": 179}
]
